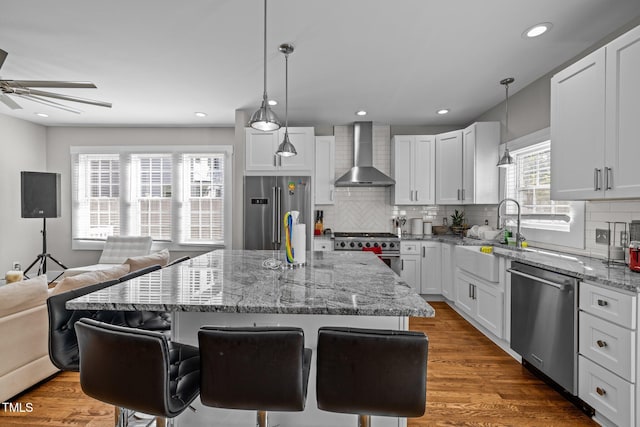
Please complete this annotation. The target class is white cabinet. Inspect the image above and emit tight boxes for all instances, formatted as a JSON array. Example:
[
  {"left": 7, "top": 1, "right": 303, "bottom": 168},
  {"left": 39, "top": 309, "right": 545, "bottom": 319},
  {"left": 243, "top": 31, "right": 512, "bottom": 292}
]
[
  {"left": 400, "top": 241, "right": 441, "bottom": 295},
  {"left": 315, "top": 136, "right": 335, "bottom": 204},
  {"left": 400, "top": 242, "right": 421, "bottom": 294},
  {"left": 440, "top": 243, "right": 455, "bottom": 300},
  {"left": 578, "top": 281, "right": 637, "bottom": 427},
  {"left": 245, "top": 127, "right": 314, "bottom": 173},
  {"left": 420, "top": 242, "right": 441, "bottom": 294},
  {"left": 551, "top": 24, "right": 640, "bottom": 200},
  {"left": 392, "top": 135, "right": 435, "bottom": 205},
  {"left": 435, "top": 122, "right": 499, "bottom": 205}
]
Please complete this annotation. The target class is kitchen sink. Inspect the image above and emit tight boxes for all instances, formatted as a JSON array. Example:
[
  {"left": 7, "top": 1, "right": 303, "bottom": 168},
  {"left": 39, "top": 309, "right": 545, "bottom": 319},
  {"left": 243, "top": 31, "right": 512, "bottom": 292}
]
[{"left": 455, "top": 245, "right": 500, "bottom": 282}]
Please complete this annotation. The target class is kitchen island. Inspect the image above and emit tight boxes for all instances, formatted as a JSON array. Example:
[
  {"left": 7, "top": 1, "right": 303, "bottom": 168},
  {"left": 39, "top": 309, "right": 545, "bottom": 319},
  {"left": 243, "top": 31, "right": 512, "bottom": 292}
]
[{"left": 67, "top": 250, "right": 434, "bottom": 427}]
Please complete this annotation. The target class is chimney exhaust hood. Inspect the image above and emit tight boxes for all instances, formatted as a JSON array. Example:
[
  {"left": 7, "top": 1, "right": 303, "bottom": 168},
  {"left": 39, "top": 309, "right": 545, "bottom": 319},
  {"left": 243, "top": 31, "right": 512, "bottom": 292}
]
[{"left": 334, "top": 122, "right": 395, "bottom": 187}]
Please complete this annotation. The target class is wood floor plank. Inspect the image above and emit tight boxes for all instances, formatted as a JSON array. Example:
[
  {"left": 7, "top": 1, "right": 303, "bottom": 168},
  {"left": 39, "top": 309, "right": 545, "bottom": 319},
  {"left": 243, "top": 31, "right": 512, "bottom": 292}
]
[{"left": 1, "top": 301, "right": 596, "bottom": 426}]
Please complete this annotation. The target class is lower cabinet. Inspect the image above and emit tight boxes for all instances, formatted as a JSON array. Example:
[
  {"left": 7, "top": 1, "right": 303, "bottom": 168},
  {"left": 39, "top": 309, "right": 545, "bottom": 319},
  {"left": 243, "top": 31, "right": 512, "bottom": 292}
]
[
  {"left": 578, "top": 281, "right": 637, "bottom": 427},
  {"left": 441, "top": 243, "right": 455, "bottom": 300},
  {"left": 455, "top": 269, "right": 504, "bottom": 338},
  {"left": 400, "top": 241, "right": 442, "bottom": 295}
]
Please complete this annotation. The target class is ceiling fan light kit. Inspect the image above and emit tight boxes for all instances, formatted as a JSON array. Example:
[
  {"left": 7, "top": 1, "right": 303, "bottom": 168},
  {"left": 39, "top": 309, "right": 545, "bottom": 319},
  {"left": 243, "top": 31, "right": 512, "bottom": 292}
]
[
  {"left": 0, "top": 48, "right": 112, "bottom": 114},
  {"left": 249, "top": 0, "right": 281, "bottom": 131}
]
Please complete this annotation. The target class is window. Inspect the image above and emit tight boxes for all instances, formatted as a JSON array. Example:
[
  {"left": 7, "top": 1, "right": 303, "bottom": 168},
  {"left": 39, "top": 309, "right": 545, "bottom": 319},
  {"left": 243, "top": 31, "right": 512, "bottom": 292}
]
[
  {"left": 504, "top": 141, "right": 571, "bottom": 232},
  {"left": 71, "top": 146, "right": 232, "bottom": 250},
  {"left": 501, "top": 128, "right": 584, "bottom": 249}
]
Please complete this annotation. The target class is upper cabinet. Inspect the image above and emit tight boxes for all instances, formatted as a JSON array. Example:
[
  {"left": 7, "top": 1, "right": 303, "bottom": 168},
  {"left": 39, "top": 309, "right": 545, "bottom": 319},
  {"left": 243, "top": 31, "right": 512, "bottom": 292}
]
[
  {"left": 435, "top": 122, "right": 499, "bottom": 205},
  {"left": 315, "top": 136, "right": 335, "bottom": 205},
  {"left": 245, "top": 127, "right": 315, "bottom": 173},
  {"left": 551, "top": 25, "right": 640, "bottom": 200},
  {"left": 392, "top": 135, "right": 436, "bottom": 205}
]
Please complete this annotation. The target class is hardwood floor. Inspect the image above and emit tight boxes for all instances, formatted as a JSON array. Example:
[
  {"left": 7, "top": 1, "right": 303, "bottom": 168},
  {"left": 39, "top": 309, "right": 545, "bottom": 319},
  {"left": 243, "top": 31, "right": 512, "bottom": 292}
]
[{"left": 1, "top": 302, "right": 596, "bottom": 427}]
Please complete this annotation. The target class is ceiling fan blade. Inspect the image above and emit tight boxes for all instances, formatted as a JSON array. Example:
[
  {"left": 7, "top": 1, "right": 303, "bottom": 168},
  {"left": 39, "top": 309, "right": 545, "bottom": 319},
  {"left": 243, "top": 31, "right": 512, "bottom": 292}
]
[
  {"left": 6, "top": 80, "right": 97, "bottom": 89},
  {"left": 0, "top": 49, "right": 7, "bottom": 70},
  {"left": 26, "top": 88, "right": 112, "bottom": 108},
  {"left": 0, "top": 93, "right": 22, "bottom": 110},
  {"left": 16, "top": 94, "right": 82, "bottom": 114}
]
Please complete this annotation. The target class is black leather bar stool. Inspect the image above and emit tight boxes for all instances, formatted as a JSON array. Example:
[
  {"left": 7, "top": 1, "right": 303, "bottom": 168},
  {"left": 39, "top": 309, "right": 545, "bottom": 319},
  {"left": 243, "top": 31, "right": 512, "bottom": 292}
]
[
  {"left": 316, "top": 327, "right": 429, "bottom": 427},
  {"left": 75, "top": 318, "right": 200, "bottom": 427},
  {"left": 198, "top": 326, "right": 312, "bottom": 427}
]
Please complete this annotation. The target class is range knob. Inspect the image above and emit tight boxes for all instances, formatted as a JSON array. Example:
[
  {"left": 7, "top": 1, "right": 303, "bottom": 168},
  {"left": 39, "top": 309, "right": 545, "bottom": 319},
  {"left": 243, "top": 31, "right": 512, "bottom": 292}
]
[
  {"left": 350, "top": 242, "right": 355, "bottom": 248},
  {"left": 381, "top": 243, "right": 387, "bottom": 248},
  {"left": 340, "top": 242, "right": 346, "bottom": 248},
  {"left": 357, "top": 242, "right": 363, "bottom": 248},
  {"left": 365, "top": 242, "right": 371, "bottom": 248},
  {"left": 389, "top": 242, "right": 395, "bottom": 248},
  {"left": 373, "top": 242, "right": 379, "bottom": 248}
]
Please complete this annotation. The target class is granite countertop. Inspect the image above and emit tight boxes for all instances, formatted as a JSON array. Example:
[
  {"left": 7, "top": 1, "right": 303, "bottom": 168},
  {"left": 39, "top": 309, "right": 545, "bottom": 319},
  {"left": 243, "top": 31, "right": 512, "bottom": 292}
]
[
  {"left": 400, "top": 233, "right": 640, "bottom": 293},
  {"left": 66, "top": 250, "right": 434, "bottom": 317}
]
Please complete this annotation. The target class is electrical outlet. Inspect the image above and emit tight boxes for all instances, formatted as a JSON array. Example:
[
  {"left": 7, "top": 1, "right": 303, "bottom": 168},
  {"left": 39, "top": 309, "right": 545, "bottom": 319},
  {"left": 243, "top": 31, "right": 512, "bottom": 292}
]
[{"left": 595, "top": 228, "right": 610, "bottom": 244}]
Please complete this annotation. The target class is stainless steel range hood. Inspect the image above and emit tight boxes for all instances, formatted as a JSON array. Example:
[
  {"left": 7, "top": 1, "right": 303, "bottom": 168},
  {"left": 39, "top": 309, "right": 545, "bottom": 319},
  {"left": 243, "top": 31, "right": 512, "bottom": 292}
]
[{"left": 334, "top": 122, "right": 395, "bottom": 187}]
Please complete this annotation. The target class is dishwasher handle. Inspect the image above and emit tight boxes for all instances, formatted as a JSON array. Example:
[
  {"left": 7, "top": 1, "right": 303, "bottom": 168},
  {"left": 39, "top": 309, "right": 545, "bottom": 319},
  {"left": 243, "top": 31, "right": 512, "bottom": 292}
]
[{"left": 506, "top": 268, "right": 567, "bottom": 290}]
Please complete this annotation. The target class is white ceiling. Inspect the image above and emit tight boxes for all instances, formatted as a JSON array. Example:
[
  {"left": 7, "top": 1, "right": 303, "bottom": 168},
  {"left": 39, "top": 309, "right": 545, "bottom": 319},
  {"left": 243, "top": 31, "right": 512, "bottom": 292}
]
[{"left": 1, "top": 0, "right": 639, "bottom": 127}]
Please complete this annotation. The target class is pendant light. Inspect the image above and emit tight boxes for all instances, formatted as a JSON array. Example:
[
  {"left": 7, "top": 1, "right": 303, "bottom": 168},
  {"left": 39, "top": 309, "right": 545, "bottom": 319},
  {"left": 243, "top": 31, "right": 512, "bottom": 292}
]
[
  {"left": 249, "top": 0, "right": 281, "bottom": 131},
  {"left": 497, "top": 77, "right": 515, "bottom": 168},
  {"left": 276, "top": 43, "right": 297, "bottom": 157}
]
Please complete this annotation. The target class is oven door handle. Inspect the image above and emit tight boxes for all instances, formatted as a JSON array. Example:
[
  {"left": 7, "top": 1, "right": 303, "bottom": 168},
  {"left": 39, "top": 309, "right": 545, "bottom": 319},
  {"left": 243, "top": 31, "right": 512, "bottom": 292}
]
[
  {"left": 506, "top": 268, "right": 564, "bottom": 290},
  {"left": 380, "top": 253, "right": 400, "bottom": 258}
]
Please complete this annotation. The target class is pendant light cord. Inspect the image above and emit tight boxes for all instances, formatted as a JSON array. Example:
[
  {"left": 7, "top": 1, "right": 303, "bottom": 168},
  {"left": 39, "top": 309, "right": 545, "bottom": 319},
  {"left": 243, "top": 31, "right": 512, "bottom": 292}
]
[
  {"left": 504, "top": 81, "right": 509, "bottom": 140},
  {"left": 285, "top": 52, "right": 289, "bottom": 130},
  {"left": 262, "top": 0, "right": 268, "bottom": 99}
]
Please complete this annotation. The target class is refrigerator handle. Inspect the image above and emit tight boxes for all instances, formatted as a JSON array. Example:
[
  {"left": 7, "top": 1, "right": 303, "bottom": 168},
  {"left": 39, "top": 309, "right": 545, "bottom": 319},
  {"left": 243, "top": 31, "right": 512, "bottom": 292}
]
[{"left": 272, "top": 186, "right": 282, "bottom": 245}]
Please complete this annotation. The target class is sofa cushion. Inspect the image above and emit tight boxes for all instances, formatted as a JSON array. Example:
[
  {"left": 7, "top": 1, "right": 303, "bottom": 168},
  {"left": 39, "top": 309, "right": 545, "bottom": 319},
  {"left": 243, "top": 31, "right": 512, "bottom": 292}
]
[
  {"left": 124, "top": 249, "right": 170, "bottom": 272},
  {"left": 0, "top": 275, "right": 48, "bottom": 318},
  {"left": 50, "top": 264, "right": 130, "bottom": 296}
]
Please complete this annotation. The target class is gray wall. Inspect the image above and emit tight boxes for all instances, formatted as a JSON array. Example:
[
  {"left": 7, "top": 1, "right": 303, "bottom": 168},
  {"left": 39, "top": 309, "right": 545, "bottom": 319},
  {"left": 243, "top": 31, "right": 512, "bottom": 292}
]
[
  {"left": 45, "top": 126, "right": 236, "bottom": 267},
  {"left": 0, "top": 115, "right": 47, "bottom": 273}
]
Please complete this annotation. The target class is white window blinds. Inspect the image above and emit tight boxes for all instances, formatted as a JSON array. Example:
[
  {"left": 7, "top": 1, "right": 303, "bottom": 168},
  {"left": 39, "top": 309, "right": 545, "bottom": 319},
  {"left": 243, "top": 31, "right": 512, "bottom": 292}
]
[
  {"left": 504, "top": 140, "right": 571, "bottom": 231},
  {"left": 71, "top": 146, "right": 231, "bottom": 248}
]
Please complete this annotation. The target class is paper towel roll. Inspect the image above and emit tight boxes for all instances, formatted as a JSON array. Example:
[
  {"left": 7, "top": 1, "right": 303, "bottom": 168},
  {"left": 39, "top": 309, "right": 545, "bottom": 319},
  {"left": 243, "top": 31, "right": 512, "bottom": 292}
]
[{"left": 291, "top": 223, "right": 306, "bottom": 265}]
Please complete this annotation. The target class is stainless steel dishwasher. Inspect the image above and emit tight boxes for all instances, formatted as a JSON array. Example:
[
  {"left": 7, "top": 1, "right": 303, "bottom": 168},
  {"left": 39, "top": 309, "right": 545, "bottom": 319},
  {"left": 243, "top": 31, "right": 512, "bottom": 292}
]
[{"left": 509, "top": 261, "right": 579, "bottom": 395}]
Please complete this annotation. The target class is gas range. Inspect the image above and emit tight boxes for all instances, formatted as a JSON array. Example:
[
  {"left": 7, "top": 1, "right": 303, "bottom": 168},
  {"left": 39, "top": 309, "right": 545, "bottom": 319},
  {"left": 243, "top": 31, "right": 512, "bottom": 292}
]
[{"left": 333, "top": 232, "right": 400, "bottom": 253}]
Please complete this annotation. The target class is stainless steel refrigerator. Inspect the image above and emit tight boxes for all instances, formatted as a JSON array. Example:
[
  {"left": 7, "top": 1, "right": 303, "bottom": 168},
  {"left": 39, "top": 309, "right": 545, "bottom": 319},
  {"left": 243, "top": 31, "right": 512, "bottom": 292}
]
[{"left": 244, "top": 176, "right": 311, "bottom": 250}]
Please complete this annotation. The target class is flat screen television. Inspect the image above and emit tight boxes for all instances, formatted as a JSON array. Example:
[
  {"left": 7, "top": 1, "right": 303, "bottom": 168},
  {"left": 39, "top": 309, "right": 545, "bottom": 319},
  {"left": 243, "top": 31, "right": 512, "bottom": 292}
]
[{"left": 21, "top": 171, "right": 61, "bottom": 218}]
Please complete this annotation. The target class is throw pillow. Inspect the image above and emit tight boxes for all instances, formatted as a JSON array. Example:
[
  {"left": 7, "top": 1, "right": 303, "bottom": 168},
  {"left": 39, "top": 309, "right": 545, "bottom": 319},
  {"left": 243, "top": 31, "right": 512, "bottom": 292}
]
[
  {"left": 0, "top": 275, "right": 48, "bottom": 317},
  {"left": 124, "top": 248, "right": 170, "bottom": 272},
  {"left": 50, "top": 264, "right": 130, "bottom": 296}
]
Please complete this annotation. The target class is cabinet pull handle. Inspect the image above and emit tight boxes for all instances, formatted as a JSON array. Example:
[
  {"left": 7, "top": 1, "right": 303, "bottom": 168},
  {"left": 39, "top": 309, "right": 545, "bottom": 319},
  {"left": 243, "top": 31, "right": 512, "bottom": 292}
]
[
  {"left": 596, "top": 387, "right": 606, "bottom": 396},
  {"left": 596, "top": 340, "right": 607, "bottom": 348},
  {"left": 401, "top": 259, "right": 404, "bottom": 270},
  {"left": 415, "top": 190, "right": 419, "bottom": 201},
  {"left": 462, "top": 189, "right": 465, "bottom": 201},
  {"left": 469, "top": 283, "right": 472, "bottom": 298},
  {"left": 605, "top": 167, "right": 612, "bottom": 190},
  {"left": 457, "top": 189, "right": 461, "bottom": 200},
  {"left": 472, "top": 284, "right": 476, "bottom": 299},
  {"left": 273, "top": 155, "right": 277, "bottom": 167},
  {"left": 422, "top": 246, "right": 426, "bottom": 258},
  {"left": 594, "top": 168, "right": 602, "bottom": 191},
  {"left": 597, "top": 299, "right": 608, "bottom": 307}
]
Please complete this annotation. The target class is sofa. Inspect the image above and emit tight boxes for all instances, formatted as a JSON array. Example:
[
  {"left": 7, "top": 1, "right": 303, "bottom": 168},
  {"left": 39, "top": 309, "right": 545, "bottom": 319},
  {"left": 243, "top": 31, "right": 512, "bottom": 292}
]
[{"left": 0, "top": 275, "right": 58, "bottom": 402}]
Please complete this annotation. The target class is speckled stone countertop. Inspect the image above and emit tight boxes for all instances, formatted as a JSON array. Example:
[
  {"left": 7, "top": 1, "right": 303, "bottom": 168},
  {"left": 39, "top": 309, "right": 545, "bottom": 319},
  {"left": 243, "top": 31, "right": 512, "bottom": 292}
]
[
  {"left": 66, "top": 250, "right": 434, "bottom": 317},
  {"left": 401, "top": 233, "right": 640, "bottom": 293}
]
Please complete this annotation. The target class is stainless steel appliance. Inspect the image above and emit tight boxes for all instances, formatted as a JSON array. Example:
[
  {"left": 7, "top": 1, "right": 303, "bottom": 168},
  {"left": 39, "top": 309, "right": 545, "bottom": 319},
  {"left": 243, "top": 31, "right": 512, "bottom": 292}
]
[
  {"left": 333, "top": 232, "right": 401, "bottom": 274},
  {"left": 244, "top": 176, "right": 311, "bottom": 250},
  {"left": 508, "top": 262, "right": 579, "bottom": 394}
]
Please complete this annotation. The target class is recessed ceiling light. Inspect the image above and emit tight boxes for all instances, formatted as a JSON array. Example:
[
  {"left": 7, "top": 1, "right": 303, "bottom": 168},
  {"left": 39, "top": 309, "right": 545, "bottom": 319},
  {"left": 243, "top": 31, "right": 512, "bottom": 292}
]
[
  {"left": 355, "top": 110, "right": 367, "bottom": 116},
  {"left": 436, "top": 109, "right": 450, "bottom": 115},
  {"left": 35, "top": 112, "right": 49, "bottom": 118},
  {"left": 268, "top": 99, "right": 278, "bottom": 106},
  {"left": 194, "top": 112, "right": 207, "bottom": 118},
  {"left": 523, "top": 22, "right": 552, "bottom": 38}
]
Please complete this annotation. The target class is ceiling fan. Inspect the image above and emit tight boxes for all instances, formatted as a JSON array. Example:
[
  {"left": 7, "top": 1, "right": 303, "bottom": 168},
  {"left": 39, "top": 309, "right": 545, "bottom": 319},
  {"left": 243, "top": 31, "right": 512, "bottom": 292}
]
[{"left": 0, "top": 48, "right": 112, "bottom": 114}]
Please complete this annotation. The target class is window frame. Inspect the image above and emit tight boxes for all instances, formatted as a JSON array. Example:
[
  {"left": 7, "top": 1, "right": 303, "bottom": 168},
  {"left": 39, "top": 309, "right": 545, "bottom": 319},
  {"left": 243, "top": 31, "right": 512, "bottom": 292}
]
[
  {"left": 499, "top": 128, "right": 585, "bottom": 249},
  {"left": 70, "top": 145, "right": 233, "bottom": 252}
]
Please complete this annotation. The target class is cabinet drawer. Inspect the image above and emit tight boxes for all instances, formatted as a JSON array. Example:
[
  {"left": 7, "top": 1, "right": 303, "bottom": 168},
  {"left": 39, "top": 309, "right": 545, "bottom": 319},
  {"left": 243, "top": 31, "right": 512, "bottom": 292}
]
[
  {"left": 401, "top": 242, "right": 420, "bottom": 255},
  {"left": 578, "top": 355, "right": 634, "bottom": 427},
  {"left": 313, "top": 240, "right": 333, "bottom": 251},
  {"left": 579, "top": 311, "right": 636, "bottom": 382},
  {"left": 579, "top": 282, "right": 637, "bottom": 329}
]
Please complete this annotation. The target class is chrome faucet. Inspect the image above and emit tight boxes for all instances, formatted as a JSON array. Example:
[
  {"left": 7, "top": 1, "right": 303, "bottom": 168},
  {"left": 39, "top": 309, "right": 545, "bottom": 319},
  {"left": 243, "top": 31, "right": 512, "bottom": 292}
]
[{"left": 497, "top": 198, "right": 524, "bottom": 248}]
